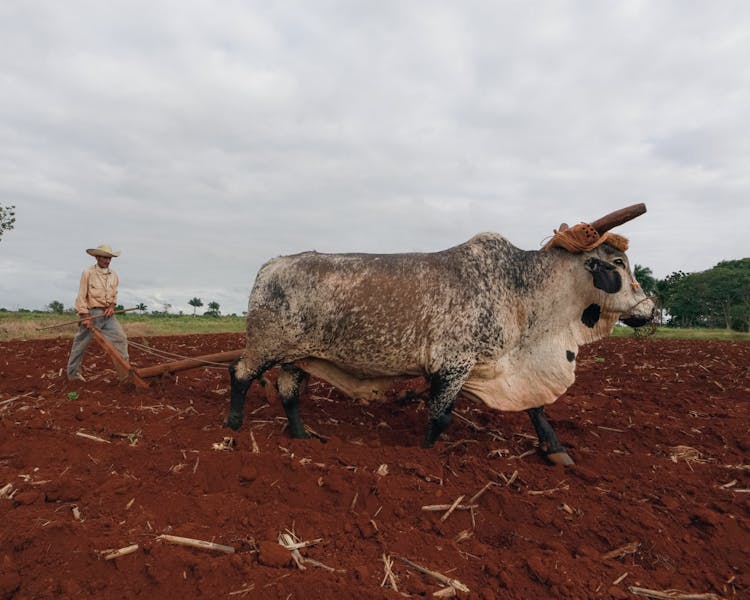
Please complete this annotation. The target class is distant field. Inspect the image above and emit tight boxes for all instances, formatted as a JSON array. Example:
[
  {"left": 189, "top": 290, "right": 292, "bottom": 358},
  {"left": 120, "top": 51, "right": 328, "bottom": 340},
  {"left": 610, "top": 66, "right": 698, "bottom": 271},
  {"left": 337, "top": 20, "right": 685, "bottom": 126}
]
[
  {"left": 610, "top": 324, "right": 750, "bottom": 341},
  {"left": 0, "top": 311, "right": 748, "bottom": 341},
  {"left": 0, "top": 311, "right": 246, "bottom": 341}
]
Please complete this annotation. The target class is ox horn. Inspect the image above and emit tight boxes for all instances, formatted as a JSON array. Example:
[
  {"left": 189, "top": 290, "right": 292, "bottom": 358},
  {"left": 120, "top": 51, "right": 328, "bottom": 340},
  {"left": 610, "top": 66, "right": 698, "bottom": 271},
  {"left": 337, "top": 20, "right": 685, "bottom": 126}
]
[{"left": 590, "top": 203, "right": 647, "bottom": 234}]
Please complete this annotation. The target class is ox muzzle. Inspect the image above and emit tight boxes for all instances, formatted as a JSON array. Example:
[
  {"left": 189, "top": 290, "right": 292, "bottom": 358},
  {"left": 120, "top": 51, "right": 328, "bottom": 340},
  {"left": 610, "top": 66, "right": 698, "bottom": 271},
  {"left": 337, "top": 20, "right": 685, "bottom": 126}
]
[{"left": 620, "top": 295, "right": 658, "bottom": 328}]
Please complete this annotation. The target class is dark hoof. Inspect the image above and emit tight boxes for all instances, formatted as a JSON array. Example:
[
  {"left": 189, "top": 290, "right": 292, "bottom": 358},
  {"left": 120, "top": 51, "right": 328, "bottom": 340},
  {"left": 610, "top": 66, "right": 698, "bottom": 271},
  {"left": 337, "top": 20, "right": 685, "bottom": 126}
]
[
  {"left": 225, "top": 414, "right": 243, "bottom": 431},
  {"left": 547, "top": 451, "right": 575, "bottom": 466}
]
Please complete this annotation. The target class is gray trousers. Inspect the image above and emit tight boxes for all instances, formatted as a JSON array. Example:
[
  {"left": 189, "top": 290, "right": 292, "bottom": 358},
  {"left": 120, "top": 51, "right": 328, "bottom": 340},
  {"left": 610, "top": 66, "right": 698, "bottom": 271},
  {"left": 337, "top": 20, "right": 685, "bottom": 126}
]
[{"left": 66, "top": 308, "right": 129, "bottom": 378}]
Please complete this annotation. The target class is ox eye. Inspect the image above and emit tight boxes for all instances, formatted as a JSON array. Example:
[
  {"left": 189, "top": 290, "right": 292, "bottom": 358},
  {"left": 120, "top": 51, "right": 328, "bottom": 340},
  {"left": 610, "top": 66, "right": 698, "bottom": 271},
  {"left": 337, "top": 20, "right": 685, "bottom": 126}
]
[{"left": 613, "top": 258, "right": 626, "bottom": 267}]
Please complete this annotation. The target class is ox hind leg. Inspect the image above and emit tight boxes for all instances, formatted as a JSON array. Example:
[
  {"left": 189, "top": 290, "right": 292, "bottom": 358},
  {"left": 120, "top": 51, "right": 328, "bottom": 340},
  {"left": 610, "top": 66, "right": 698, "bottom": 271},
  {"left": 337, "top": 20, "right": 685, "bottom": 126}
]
[
  {"left": 226, "top": 356, "right": 276, "bottom": 431},
  {"left": 277, "top": 364, "right": 310, "bottom": 438},
  {"left": 526, "top": 406, "right": 574, "bottom": 466},
  {"left": 423, "top": 365, "right": 471, "bottom": 448}
]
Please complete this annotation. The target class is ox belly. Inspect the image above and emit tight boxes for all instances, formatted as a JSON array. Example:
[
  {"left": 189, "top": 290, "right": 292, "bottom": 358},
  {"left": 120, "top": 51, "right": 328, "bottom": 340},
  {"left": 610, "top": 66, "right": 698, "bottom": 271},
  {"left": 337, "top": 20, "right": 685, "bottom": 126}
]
[{"left": 296, "top": 358, "right": 411, "bottom": 402}]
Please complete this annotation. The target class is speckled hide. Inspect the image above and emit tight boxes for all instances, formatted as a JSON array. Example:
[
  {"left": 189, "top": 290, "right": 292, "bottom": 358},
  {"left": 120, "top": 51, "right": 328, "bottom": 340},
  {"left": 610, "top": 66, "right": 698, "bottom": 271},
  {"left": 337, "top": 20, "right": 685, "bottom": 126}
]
[{"left": 235, "top": 233, "right": 655, "bottom": 412}]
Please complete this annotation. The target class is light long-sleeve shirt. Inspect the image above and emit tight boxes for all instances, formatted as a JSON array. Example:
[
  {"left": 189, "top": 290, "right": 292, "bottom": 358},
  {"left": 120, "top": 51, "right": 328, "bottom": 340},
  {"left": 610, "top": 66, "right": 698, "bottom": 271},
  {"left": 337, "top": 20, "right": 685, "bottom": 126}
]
[{"left": 74, "top": 265, "right": 119, "bottom": 314}]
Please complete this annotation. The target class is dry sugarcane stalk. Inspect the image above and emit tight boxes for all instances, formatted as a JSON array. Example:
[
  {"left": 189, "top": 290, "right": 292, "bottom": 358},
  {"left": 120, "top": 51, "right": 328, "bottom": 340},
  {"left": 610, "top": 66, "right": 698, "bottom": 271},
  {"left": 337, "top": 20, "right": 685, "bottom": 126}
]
[
  {"left": 422, "top": 503, "right": 478, "bottom": 512},
  {"left": 601, "top": 541, "right": 640, "bottom": 561},
  {"left": 301, "top": 557, "right": 344, "bottom": 573},
  {"left": 469, "top": 481, "right": 496, "bottom": 504},
  {"left": 157, "top": 534, "right": 235, "bottom": 554},
  {"left": 395, "top": 556, "right": 470, "bottom": 594},
  {"left": 75, "top": 431, "right": 111, "bottom": 444},
  {"left": 628, "top": 587, "right": 722, "bottom": 600},
  {"left": 278, "top": 533, "right": 307, "bottom": 570},
  {"left": 527, "top": 482, "right": 569, "bottom": 496},
  {"left": 250, "top": 431, "right": 260, "bottom": 453},
  {"left": 441, "top": 495, "right": 465, "bottom": 522},
  {"left": 454, "top": 530, "right": 473, "bottom": 543},
  {"left": 102, "top": 544, "right": 139, "bottom": 560},
  {"left": 0, "top": 483, "right": 15, "bottom": 499},
  {"left": 381, "top": 553, "right": 399, "bottom": 591}
]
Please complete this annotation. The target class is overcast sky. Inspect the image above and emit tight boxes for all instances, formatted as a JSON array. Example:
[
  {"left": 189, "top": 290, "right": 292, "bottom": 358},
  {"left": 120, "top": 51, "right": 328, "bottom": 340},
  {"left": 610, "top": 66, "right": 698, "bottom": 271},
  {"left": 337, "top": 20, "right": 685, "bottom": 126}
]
[{"left": 1, "top": 1, "right": 748, "bottom": 315}]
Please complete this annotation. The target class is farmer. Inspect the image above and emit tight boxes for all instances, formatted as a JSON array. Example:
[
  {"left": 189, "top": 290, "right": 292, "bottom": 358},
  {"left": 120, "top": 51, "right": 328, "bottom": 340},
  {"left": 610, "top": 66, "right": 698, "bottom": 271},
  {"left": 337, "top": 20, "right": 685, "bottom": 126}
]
[{"left": 66, "top": 244, "right": 129, "bottom": 381}]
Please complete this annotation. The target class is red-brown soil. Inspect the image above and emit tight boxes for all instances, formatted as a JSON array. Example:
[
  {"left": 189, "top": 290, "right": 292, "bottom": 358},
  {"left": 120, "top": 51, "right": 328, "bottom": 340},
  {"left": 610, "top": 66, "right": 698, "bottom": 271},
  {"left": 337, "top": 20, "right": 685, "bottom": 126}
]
[{"left": 1, "top": 334, "right": 748, "bottom": 599}]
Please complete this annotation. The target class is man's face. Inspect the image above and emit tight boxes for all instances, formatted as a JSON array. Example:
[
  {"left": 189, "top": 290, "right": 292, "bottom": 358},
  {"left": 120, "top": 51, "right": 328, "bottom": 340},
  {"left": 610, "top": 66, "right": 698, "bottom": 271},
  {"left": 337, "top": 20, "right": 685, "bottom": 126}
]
[{"left": 96, "top": 255, "right": 112, "bottom": 269}]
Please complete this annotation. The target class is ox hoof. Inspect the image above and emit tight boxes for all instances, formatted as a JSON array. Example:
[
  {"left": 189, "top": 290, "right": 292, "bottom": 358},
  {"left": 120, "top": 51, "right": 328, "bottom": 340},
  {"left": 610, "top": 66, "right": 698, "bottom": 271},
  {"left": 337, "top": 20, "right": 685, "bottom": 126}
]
[
  {"left": 546, "top": 451, "right": 575, "bottom": 466},
  {"left": 225, "top": 414, "right": 243, "bottom": 431}
]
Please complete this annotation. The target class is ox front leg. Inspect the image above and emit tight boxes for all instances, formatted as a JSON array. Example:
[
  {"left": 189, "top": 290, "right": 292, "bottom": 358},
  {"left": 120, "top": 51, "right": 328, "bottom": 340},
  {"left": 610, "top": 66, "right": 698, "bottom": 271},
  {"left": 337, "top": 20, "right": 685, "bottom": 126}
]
[
  {"left": 423, "top": 365, "right": 471, "bottom": 448},
  {"left": 277, "top": 364, "right": 310, "bottom": 439},
  {"left": 526, "top": 406, "right": 574, "bottom": 466}
]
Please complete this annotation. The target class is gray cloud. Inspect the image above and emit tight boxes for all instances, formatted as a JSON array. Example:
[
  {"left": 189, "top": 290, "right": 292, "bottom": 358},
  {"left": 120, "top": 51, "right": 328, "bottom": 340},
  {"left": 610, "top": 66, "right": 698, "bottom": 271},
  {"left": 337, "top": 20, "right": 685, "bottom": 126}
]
[{"left": 1, "top": 1, "right": 749, "bottom": 315}]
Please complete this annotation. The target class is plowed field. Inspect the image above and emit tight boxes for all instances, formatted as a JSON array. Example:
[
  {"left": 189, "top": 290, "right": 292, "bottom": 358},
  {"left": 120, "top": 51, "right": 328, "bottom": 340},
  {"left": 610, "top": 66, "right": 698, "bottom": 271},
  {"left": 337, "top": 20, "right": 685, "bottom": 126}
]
[{"left": 1, "top": 334, "right": 748, "bottom": 599}]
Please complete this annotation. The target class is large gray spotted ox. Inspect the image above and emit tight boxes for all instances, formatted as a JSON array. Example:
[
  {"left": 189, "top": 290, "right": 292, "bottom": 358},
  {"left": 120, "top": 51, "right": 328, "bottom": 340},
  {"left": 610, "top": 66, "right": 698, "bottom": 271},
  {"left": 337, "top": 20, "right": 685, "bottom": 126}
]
[{"left": 227, "top": 204, "right": 656, "bottom": 464}]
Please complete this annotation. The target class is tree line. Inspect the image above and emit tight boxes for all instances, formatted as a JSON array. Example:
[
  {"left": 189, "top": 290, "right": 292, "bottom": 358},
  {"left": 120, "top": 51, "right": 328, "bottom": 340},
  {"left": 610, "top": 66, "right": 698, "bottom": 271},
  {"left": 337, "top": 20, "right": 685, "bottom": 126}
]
[
  {"left": 41, "top": 299, "right": 229, "bottom": 317},
  {"left": 635, "top": 259, "right": 750, "bottom": 332}
]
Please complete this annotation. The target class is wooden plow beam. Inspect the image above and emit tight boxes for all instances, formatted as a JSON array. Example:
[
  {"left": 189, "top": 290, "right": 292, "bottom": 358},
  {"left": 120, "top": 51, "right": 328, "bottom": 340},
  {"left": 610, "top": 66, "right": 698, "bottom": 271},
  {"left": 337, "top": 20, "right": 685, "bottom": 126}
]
[
  {"left": 91, "top": 328, "right": 149, "bottom": 388},
  {"left": 90, "top": 328, "right": 242, "bottom": 387},
  {"left": 134, "top": 349, "right": 244, "bottom": 380}
]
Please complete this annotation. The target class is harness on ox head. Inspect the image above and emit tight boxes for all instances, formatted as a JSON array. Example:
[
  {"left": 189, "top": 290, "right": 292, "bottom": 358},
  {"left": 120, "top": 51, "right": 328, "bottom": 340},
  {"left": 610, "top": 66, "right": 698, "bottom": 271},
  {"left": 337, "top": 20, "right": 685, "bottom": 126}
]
[
  {"left": 543, "top": 222, "right": 629, "bottom": 253},
  {"left": 542, "top": 202, "right": 646, "bottom": 254}
]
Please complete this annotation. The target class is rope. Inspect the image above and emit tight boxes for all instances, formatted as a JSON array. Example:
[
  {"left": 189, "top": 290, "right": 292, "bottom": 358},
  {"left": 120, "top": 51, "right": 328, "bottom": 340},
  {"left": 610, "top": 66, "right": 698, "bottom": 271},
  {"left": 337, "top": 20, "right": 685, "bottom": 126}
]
[
  {"left": 126, "top": 339, "right": 233, "bottom": 369},
  {"left": 543, "top": 222, "right": 629, "bottom": 253}
]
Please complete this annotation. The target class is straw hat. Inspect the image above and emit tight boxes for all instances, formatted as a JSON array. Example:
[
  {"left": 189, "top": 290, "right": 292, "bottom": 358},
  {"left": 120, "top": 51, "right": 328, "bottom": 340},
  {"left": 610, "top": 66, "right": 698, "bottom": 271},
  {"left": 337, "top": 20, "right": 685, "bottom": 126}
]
[{"left": 86, "top": 244, "right": 121, "bottom": 258}]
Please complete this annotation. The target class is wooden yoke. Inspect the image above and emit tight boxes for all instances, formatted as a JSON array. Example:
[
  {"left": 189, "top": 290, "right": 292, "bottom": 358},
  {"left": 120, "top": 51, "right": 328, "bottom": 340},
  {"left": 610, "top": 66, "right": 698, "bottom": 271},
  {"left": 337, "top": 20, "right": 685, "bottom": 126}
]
[{"left": 91, "top": 328, "right": 149, "bottom": 388}]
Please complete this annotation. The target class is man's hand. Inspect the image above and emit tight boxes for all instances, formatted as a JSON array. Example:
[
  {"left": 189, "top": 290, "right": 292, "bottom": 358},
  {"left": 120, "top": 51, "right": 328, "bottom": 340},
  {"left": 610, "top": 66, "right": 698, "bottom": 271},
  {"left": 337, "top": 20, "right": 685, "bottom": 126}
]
[
  {"left": 80, "top": 314, "right": 93, "bottom": 329},
  {"left": 104, "top": 305, "right": 115, "bottom": 317}
]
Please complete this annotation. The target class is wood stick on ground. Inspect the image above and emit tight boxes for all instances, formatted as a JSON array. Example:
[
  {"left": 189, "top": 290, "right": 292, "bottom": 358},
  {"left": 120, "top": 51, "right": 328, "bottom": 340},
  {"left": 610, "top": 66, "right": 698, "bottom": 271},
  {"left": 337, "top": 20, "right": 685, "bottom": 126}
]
[
  {"left": 157, "top": 534, "right": 235, "bottom": 554},
  {"left": 441, "top": 495, "right": 465, "bottom": 522},
  {"left": 102, "top": 544, "right": 139, "bottom": 560},
  {"left": 380, "top": 554, "right": 399, "bottom": 591},
  {"left": 395, "top": 556, "right": 470, "bottom": 594},
  {"left": 628, "top": 586, "right": 722, "bottom": 600}
]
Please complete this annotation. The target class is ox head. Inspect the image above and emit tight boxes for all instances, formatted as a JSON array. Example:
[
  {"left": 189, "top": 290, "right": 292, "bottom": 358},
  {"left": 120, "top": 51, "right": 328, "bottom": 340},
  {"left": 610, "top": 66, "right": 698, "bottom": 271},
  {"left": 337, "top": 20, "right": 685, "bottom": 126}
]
[
  {"left": 548, "top": 204, "right": 657, "bottom": 328},
  {"left": 583, "top": 245, "right": 656, "bottom": 327}
]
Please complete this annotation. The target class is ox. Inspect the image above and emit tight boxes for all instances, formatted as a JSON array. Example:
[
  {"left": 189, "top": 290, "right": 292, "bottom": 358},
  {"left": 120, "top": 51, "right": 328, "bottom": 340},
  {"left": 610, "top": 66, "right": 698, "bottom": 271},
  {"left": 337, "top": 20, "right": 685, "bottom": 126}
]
[{"left": 226, "top": 204, "right": 656, "bottom": 464}]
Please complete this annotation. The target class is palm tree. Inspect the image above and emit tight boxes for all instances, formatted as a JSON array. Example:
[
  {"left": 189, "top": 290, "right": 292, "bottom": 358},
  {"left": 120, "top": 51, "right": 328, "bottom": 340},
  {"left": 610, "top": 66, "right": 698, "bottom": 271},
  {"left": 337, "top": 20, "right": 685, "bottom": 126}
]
[
  {"left": 188, "top": 297, "right": 203, "bottom": 316},
  {"left": 136, "top": 303, "right": 147, "bottom": 312},
  {"left": 633, "top": 264, "right": 657, "bottom": 296},
  {"left": 206, "top": 301, "right": 221, "bottom": 316}
]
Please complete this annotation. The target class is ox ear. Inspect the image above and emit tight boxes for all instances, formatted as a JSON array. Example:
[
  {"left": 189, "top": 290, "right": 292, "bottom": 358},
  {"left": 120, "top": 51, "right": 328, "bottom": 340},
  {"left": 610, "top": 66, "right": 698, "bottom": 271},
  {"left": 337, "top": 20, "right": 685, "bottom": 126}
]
[{"left": 584, "top": 257, "right": 622, "bottom": 293}]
